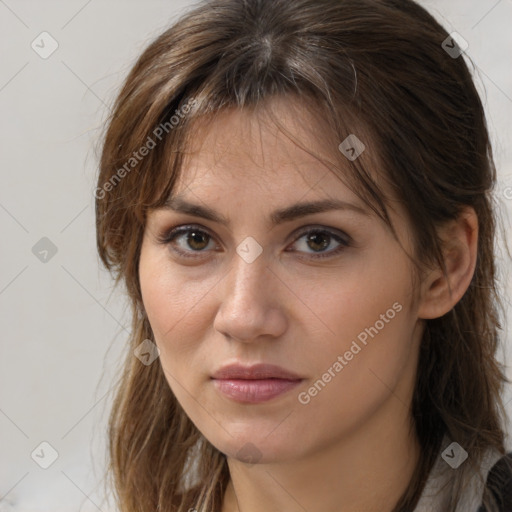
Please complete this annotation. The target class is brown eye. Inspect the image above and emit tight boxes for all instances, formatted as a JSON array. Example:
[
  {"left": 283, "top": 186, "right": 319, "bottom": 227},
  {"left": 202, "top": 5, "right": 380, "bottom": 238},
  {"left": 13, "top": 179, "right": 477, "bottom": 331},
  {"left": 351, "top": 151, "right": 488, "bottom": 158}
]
[
  {"left": 157, "top": 225, "right": 218, "bottom": 259},
  {"left": 157, "top": 224, "right": 350, "bottom": 261},
  {"left": 288, "top": 227, "right": 350, "bottom": 260},
  {"left": 186, "top": 230, "right": 210, "bottom": 250},
  {"left": 306, "top": 232, "right": 331, "bottom": 252}
]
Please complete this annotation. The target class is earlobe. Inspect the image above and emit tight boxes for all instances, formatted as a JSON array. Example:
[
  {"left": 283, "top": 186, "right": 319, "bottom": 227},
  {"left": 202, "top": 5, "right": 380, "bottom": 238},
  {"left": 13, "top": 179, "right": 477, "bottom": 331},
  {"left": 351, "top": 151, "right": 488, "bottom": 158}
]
[{"left": 417, "top": 207, "right": 478, "bottom": 320}]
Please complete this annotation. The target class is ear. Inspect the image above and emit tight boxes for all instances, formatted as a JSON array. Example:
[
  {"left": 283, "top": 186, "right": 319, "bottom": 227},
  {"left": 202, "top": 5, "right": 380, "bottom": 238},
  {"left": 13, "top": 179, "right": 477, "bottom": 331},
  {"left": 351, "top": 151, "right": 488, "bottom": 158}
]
[{"left": 417, "top": 207, "right": 478, "bottom": 320}]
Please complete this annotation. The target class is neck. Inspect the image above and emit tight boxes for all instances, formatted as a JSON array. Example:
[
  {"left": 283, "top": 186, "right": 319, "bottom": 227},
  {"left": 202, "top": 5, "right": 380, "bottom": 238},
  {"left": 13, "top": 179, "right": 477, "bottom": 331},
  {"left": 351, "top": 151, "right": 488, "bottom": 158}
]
[{"left": 221, "top": 389, "right": 421, "bottom": 512}]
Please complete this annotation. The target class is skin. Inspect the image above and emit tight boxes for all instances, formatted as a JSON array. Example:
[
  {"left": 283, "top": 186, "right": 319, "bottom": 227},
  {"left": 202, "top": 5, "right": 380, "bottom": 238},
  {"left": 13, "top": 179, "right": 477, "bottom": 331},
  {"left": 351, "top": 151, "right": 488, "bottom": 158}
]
[{"left": 138, "top": 97, "right": 478, "bottom": 512}]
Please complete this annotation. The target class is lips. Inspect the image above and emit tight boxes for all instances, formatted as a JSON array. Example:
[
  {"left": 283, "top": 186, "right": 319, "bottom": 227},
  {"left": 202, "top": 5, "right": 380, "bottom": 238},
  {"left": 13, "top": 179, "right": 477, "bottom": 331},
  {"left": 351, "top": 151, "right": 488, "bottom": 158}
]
[
  {"left": 211, "top": 363, "right": 303, "bottom": 380},
  {"left": 211, "top": 363, "right": 303, "bottom": 403}
]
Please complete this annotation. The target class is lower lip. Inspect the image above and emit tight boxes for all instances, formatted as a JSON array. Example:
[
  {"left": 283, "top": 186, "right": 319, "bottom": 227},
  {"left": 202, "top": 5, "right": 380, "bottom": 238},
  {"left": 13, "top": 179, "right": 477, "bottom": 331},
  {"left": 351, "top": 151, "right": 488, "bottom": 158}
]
[{"left": 212, "top": 378, "right": 302, "bottom": 403}]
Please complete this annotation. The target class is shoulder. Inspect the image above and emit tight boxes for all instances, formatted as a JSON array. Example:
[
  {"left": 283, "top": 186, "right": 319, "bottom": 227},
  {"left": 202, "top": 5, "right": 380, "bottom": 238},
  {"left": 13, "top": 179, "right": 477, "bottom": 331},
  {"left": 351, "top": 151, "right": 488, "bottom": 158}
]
[
  {"left": 414, "top": 438, "right": 512, "bottom": 512},
  {"left": 477, "top": 451, "right": 512, "bottom": 512}
]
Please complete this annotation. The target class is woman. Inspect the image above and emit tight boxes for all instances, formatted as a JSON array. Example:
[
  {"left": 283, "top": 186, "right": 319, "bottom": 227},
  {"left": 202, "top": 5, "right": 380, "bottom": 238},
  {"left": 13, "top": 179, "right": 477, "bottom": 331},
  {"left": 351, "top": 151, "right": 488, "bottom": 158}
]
[{"left": 95, "top": 0, "right": 512, "bottom": 510}]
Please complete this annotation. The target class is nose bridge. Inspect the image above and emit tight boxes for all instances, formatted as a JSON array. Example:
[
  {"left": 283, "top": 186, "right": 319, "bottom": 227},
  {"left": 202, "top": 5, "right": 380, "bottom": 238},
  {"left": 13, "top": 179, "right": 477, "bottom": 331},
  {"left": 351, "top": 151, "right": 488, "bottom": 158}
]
[
  {"left": 226, "top": 248, "right": 272, "bottom": 310},
  {"left": 214, "top": 247, "right": 287, "bottom": 341}
]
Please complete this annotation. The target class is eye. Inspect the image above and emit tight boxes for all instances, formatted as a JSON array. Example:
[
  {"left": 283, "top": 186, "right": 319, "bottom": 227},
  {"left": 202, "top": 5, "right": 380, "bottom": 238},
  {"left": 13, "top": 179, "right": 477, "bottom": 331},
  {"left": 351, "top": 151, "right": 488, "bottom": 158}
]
[
  {"left": 287, "top": 227, "right": 350, "bottom": 260},
  {"left": 156, "top": 224, "right": 351, "bottom": 260},
  {"left": 157, "top": 224, "right": 218, "bottom": 259}
]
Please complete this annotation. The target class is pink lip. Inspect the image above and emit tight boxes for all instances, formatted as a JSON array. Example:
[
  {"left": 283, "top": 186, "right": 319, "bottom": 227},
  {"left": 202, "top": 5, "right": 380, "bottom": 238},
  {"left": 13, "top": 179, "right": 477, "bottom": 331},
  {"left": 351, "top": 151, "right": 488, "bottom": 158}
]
[
  {"left": 213, "top": 379, "right": 302, "bottom": 403},
  {"left": 211, "top": 363, "right": 303, "bottom": 380},
  {"left": 211, "top": 363, "right": 303, "bottom": 403}
]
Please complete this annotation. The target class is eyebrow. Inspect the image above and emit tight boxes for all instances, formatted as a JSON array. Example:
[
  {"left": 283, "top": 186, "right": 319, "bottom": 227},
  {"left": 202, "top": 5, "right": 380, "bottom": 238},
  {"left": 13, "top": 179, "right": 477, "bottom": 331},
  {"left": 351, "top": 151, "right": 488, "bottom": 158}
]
[{"left": 162, "top": 195, "right": 369, "bottom": 228}]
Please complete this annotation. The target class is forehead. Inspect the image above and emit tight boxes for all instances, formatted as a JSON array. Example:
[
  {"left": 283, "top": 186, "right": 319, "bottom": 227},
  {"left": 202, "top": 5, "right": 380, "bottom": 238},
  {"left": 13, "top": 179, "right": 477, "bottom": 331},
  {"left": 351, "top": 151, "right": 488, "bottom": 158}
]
[
  {"left": 174, "top": 97, "right": 353, "bottom": 196},
  {"left": 150, "top": 98, "right": 414, "bottom": 252}
]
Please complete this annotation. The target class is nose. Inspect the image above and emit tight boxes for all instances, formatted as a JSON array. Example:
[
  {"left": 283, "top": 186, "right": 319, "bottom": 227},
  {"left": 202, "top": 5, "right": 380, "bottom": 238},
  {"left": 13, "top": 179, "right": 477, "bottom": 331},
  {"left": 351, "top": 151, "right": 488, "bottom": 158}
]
[{"left": 213, "top": 251, "right": 288, "bottom": 343}]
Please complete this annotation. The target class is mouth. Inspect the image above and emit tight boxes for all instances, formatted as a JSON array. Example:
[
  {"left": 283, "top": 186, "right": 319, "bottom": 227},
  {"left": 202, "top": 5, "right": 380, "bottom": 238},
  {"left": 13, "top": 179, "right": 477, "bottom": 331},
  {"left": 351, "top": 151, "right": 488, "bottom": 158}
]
[{"left": 211, "top": 363, "right": 304, "bottom": 403}]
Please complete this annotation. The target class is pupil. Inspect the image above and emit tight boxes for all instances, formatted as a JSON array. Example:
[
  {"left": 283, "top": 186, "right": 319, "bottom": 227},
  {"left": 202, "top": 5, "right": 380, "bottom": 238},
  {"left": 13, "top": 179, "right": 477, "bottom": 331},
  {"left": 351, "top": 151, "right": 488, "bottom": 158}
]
[
  {"left": 309, "top": 233, "right": 329, "bottom": 251},
  {"left": 189, "top": 231, "right": 207, "bottom": 250}
]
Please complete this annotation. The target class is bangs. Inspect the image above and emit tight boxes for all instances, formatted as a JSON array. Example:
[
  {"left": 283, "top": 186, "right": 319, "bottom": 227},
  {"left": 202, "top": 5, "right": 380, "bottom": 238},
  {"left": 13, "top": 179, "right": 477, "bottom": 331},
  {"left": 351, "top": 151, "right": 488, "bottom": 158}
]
[{"left": 133, "top": 87, "right": 393, "bottom": 236}]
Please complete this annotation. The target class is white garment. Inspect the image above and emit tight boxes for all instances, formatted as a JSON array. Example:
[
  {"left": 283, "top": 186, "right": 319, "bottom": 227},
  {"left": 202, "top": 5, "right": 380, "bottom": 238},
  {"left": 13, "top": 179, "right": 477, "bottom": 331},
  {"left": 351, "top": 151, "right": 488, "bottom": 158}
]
[{"left": 413, "top": 435, "right": 503, "bottom": 512}]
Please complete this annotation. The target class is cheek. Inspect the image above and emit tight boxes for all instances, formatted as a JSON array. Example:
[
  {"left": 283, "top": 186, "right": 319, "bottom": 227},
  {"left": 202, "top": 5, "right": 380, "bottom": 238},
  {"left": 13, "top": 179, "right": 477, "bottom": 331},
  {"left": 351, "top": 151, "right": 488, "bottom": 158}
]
[
  {"left": 140, "top": 246, "right": 198, "bottom": 334},
  {"left": 139, "top": 246, "right": 219, "bottom": 372},
  {"left": 306, "top": 258, "right": 413, "bottom": 347},
  {"left": 300, "top": 261, "right": 417, "bottom": 401},
  {"left": 307, "top": 300, "right": 414, "bottom": 392},
  {"left": 293, "top": 294, "right": 417, "bottom": 453}
]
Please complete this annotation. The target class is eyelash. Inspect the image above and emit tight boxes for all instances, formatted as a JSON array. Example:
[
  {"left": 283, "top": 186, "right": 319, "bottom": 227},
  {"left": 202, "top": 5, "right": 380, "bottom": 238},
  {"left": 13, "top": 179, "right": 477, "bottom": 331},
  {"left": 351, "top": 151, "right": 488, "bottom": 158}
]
[{"left": 156, "top": 224, "right": 351, "bottom": 261}]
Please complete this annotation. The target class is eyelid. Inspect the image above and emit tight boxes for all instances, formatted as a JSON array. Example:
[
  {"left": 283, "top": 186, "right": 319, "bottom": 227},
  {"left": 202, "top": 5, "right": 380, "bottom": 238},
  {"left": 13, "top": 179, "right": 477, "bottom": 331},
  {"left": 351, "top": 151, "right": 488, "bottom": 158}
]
[
  {"left": 289, "top": 225, "right": 352, "bottom": 245},
  {"left": 156, "top": 224, "right": 220, "bottom": 257},
  {"left": 157, "top": 222, "right": 352, "bottom": 259},
  {"left": 157, "top": 222, "right": 352, "bottom": 241},
  {"left": 286, "top": 226, "right": 351, "bottom": 260}
]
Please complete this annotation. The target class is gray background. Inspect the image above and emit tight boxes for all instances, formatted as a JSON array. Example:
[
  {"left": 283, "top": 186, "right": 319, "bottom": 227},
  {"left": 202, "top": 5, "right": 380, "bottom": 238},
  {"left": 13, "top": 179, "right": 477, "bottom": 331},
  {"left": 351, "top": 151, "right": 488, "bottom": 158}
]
[{"left": 1, "top": 1, "right": 511, "bottom": 510}]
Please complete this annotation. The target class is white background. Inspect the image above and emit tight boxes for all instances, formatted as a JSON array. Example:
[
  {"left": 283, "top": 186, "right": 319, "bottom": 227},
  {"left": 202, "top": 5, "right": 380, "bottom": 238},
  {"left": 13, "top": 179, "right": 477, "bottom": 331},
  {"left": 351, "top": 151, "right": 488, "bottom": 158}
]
[{"left": 1, "top": 1, "right": 511, "bottom": 510}]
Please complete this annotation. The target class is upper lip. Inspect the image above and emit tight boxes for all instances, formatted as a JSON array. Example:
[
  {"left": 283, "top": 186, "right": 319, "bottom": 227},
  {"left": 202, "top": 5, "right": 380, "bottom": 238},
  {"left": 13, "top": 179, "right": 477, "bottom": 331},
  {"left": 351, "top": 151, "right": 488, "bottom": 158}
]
[{"left": 211, "top": 363, "right": 303, "bottom": 380}]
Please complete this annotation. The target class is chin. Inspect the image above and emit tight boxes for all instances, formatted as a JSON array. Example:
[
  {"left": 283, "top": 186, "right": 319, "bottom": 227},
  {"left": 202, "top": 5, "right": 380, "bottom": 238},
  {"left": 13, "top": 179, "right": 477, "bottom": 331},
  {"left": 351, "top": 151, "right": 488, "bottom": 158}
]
[{"left": 202, "top": 428, "right": 303, "bottom": 465}]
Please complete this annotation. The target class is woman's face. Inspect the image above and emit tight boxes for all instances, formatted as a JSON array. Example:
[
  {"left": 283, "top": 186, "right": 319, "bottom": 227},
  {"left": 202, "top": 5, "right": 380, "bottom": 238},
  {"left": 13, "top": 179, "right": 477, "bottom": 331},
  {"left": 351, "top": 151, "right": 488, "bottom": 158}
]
[{"left": 139, "top": 98, "right": 424, "bottom": 464}]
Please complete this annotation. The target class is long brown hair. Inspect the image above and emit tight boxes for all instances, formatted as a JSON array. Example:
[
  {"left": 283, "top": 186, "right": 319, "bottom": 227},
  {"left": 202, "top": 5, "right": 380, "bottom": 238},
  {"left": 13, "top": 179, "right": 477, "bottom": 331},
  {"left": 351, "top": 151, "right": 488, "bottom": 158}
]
[{"left": 95, "top": 0, "right": 510, "bottom": 510}]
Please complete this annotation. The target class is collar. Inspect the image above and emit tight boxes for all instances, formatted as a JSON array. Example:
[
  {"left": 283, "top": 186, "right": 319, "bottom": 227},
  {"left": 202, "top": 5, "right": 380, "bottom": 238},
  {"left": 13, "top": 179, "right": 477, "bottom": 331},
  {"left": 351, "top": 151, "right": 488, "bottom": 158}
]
[{"left": 413, "top": 434, "right": 503, "bottom": 512}]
